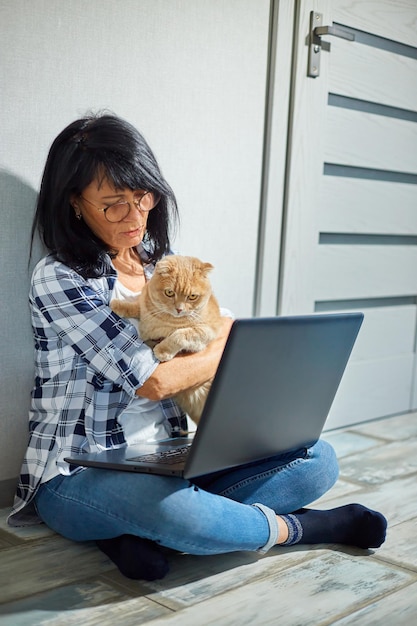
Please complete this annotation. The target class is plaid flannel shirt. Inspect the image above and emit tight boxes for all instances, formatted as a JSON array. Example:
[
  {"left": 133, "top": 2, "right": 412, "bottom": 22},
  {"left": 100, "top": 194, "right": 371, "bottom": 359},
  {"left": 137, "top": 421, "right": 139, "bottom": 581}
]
[{"left": 8, "top": 247, "right": 187, "bottom": 525}]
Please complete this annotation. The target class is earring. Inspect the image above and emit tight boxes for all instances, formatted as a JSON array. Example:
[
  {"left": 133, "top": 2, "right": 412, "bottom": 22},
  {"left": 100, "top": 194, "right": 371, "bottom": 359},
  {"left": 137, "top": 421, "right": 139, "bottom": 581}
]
[{"left": 76, "top": 213, "right": 82, "bottom": 220}]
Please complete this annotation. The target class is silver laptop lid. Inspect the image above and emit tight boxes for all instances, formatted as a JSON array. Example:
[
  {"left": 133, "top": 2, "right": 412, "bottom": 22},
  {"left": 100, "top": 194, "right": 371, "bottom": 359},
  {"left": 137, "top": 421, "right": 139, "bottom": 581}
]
[{"left": 184, "top": 313, "right": 363, "bottom": 478}]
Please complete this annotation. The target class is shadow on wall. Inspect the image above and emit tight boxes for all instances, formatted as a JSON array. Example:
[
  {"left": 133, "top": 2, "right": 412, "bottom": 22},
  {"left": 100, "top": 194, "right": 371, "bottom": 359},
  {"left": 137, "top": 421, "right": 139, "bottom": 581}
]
[{"left": 0, "top": 170, "right": 44, "bottom": 507}]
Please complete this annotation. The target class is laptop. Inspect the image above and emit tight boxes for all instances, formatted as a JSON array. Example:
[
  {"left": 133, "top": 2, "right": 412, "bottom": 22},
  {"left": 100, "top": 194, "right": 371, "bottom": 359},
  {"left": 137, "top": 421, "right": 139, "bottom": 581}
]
[{"left": 65, "top": 312, "right": 363, "bottom": 479}]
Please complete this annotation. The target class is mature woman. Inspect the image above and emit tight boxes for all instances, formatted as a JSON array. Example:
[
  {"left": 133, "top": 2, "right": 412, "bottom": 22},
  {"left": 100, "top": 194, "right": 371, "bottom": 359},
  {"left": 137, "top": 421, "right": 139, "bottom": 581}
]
[{"left": 9, "top": 114, "right": 386, "bottom": 580}]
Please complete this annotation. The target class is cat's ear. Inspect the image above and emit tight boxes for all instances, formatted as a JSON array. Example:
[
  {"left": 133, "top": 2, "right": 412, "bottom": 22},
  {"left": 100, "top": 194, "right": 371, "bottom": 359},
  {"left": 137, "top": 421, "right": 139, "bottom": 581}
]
[
  {"left": 201, "top": 262, "right": 214, "bottom": 276},
  {"left": 155, "top": 259, "right": 172, "bottom": 276}
]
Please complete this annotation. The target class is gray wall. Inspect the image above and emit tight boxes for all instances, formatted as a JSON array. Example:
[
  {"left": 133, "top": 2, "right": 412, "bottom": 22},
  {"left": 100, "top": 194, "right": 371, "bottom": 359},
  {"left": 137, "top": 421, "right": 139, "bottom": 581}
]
[{"left": 0, "top": 0, "right": 271, "bottom": 505}]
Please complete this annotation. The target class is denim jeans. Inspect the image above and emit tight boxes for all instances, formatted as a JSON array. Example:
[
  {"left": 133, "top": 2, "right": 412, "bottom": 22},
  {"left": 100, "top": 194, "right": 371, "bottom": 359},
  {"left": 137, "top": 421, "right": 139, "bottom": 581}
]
[{"left": 34, "top": 439, "right": 338, "bottom": 555}]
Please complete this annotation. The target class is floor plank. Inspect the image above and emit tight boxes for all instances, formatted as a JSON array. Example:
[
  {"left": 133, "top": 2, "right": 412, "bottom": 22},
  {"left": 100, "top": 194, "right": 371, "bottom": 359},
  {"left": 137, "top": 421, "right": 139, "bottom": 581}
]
[
  {"left": 332, "top": 581, "right": 417, "bottom": 625},
  {"left": 350, "top": 412, "right": 417, "bottom": 442},
  {"left": 0, "top": 582, "right": 170, "bottom": 626},
  {"left": 0, "top": 510, "right": 55, "bottom": 543},
  {"left": 141, "top": 548, "right": 321, "bottom": 610},
  {"left": 0, "top": 537, "right": 116, "bottom": 604},
  {"left": 322, "top": 430, "right": 384, "bottom": 458},
  {"left": 338, "top": 439, "right": 417, "bottom": 485},
  {"left": 373, "top": 517, "right": 417, "bottom": 571},
  {"left": 139, "top": 552, "right": 415, "bottom": 626}
]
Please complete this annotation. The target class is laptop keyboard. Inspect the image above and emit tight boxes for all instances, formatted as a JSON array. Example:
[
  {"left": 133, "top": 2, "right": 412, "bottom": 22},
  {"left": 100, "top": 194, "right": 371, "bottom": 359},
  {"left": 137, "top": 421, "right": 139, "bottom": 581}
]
[{"left": 127, "top": 445, "right": 191, "bottom": 465}]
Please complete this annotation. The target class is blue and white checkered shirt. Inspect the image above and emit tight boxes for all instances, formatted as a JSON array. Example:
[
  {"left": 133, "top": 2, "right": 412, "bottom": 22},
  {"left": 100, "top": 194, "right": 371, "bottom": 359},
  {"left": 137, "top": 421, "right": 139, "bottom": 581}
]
[{"left": 9, "top": 247, "right": 187, "bottom": 525}]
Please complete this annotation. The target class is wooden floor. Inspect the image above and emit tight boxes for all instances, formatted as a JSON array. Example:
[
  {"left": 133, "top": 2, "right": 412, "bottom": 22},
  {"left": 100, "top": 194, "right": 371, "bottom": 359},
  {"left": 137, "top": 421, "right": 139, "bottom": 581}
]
[{"left": 0, "top": 412, "right": 416, "bottom": 625}]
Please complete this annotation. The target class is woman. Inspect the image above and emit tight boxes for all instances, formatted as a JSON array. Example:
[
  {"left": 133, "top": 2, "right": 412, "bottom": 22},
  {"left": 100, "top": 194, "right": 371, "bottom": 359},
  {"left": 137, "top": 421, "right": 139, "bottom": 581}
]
[{"left": 9, "top": 114, "right": 387, "bottom": 580}]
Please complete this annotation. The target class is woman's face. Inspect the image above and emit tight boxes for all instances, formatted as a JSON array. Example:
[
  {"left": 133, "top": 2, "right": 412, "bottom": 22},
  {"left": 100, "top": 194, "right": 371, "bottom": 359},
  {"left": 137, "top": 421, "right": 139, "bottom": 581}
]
[{"left": 73, "top": 176, "right": 149, "bottom": 252}]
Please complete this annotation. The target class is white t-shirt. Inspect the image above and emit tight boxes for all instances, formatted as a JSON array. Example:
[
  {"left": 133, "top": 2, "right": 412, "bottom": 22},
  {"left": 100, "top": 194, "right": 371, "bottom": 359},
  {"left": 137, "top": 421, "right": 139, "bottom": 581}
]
[{"left": 111, "top": 281, "right": 170, "bottom": 444}]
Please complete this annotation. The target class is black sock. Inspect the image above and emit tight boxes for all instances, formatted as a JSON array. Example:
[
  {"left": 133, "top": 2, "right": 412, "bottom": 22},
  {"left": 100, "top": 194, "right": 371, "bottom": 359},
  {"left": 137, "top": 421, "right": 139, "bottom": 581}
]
[
  {"left": 96, "top": 535, "right": 169, "bottom": 580},
  {"left": 281, "top": 504, "right": 387, "bottom": 549}
]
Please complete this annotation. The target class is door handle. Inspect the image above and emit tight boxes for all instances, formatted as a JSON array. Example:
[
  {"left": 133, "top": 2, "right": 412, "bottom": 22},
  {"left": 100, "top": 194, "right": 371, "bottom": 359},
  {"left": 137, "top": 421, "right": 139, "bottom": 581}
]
[
  {"left": 314, "top": 24, "right": 355, "bottom": 42},
  {"left": 308, "top": 11, "right": 355, "bottom": 78}
]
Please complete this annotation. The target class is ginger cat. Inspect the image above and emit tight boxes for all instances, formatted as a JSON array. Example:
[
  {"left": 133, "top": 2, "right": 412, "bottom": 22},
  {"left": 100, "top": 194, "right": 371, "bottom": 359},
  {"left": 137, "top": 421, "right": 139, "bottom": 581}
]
[{"left": 111, "top": 255, "right": 222, "bottom": 426}]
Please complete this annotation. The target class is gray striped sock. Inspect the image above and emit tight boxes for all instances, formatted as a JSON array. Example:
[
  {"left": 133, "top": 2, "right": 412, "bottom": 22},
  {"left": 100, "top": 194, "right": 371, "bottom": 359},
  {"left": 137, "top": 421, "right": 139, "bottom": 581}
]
[{"left": 280, "top": 514, "right": 304, "bottom": 545}]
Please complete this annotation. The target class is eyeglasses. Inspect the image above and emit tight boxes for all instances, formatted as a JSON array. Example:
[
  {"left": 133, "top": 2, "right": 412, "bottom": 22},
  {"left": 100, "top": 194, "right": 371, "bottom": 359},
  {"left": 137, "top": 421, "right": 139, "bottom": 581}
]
[{"left": 80, "top": 190, "right": 160, "bottom": 223}]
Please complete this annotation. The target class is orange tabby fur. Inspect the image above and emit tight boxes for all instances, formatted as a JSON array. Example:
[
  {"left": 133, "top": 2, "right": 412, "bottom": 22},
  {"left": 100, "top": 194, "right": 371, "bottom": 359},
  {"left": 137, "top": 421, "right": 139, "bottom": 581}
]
[{"left": 111, "top": 255, "right": 222, "bottom": 426}]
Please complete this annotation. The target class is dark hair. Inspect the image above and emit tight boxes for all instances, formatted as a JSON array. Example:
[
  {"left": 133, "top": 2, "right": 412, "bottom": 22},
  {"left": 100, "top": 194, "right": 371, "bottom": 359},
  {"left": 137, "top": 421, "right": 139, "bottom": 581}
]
[{"left": 31, "top": 113, "right": 179, "bottom": 278}]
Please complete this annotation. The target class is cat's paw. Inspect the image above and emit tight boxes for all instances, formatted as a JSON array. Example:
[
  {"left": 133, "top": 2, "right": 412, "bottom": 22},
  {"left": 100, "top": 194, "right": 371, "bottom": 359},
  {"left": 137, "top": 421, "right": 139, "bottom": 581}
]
[
  {"left": 110, "top": 299, "right": 123, "bottom": 315},
  {"left": 153, "top": 344, "right": 176, "bottom": 362}
]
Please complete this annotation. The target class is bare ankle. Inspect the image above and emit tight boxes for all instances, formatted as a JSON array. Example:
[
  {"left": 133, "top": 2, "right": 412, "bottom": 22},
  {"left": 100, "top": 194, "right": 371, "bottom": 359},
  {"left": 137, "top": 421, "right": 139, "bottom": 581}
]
[{"left": 275, "top": 515, "right": 289, "bottom": 544}]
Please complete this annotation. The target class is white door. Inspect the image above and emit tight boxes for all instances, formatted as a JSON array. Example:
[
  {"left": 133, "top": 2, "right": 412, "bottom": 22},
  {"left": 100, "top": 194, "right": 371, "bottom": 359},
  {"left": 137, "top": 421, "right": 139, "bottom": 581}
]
[{"left": 279, "top": 0, "right": 417, "bottom": 428}]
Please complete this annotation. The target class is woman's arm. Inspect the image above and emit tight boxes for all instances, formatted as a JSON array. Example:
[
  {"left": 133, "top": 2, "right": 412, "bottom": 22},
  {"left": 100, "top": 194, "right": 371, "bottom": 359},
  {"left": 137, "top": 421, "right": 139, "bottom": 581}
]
[
  {"left": 136, "top": 317, "right": 233, "bottom": 401},
  {"left": 31, "top": 259, "right": 159, "bottom": 394}
]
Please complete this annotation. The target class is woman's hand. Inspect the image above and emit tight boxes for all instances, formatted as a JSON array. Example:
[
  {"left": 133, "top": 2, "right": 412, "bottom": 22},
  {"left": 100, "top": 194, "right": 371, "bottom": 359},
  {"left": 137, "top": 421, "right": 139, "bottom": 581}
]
[{"left": 136, "top": 316, "right": 233, "bottom": 401}]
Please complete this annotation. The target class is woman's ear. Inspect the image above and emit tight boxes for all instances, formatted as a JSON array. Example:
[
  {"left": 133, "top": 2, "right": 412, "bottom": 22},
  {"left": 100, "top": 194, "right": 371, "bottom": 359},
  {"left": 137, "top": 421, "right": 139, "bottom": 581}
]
[
  {"left": 70, "top": 194, "right": 82, "bottom": 219},
  {"left": 70, "top": 193, "right": 79, "bottom": 210}
]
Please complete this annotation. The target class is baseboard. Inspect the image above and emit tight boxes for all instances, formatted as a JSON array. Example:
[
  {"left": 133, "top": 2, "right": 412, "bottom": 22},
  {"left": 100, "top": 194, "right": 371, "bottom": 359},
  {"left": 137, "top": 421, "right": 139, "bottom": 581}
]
[{"left": 0, "top": 477, "right": 17, "bottom": 509}]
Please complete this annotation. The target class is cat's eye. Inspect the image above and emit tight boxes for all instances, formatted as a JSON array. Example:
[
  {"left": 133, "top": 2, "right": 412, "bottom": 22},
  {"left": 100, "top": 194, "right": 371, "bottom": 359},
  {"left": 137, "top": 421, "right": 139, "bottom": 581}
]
[
  {"left": 164, "top": 289, "right": 175, "bottom": 297},
  {"left": 188, "top": 294, "right": 198, "bottom": 301}
]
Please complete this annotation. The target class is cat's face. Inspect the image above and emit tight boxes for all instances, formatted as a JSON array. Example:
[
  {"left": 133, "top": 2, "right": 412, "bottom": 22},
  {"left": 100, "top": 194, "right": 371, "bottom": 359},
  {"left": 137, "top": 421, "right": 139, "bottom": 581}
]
[{"left": 149, "top": 256, "right": 214, "bottom": 318}]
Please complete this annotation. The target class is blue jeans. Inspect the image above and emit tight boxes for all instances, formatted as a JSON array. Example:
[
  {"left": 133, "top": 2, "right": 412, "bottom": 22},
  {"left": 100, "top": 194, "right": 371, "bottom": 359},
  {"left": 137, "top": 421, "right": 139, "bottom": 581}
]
[{"left": 34, "top": 439, "right": 338, "bottom": 555}]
